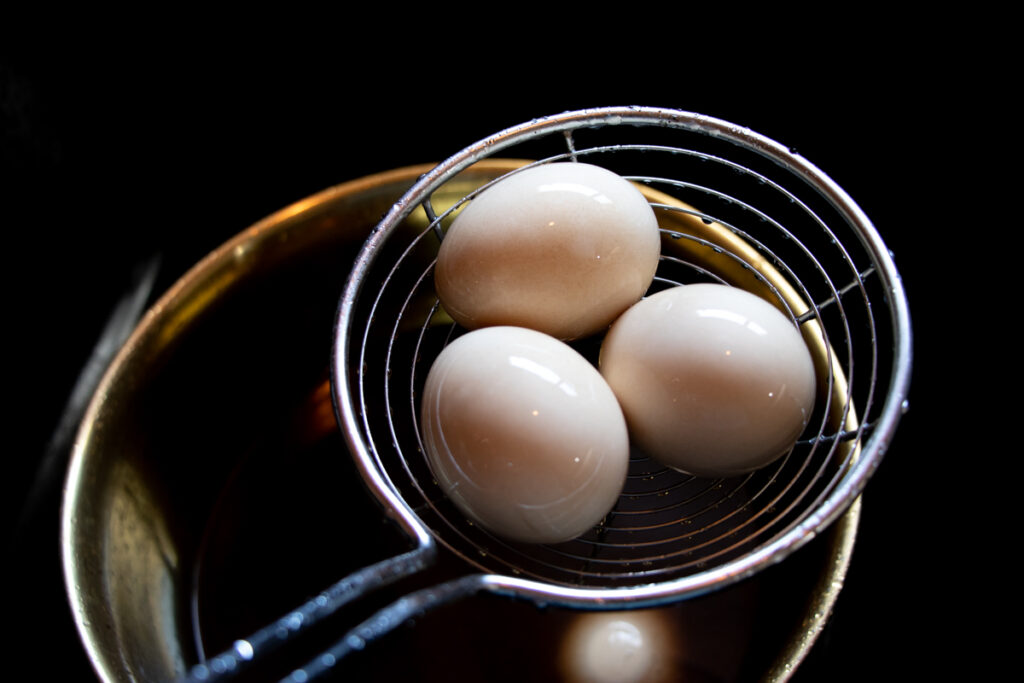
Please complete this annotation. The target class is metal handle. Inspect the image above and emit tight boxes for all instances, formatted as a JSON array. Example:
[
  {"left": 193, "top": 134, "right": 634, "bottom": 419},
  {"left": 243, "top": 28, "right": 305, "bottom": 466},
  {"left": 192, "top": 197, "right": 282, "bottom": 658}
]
[{"left": 181, "top": 546, "right": 439, "bottom": 682}]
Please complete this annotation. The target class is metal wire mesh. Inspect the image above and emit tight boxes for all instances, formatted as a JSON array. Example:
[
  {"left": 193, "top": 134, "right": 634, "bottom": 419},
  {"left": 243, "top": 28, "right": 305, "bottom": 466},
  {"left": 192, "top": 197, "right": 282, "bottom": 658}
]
[{"left": 333, "top": 107, "right": 911, "bottom": 601}]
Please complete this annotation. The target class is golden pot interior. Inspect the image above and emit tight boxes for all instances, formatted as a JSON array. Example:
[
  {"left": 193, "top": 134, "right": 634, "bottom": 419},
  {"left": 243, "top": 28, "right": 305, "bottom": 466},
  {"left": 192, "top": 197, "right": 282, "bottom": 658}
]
[{"left": 62, "top": 162, "right": 858, "bottom": 682}]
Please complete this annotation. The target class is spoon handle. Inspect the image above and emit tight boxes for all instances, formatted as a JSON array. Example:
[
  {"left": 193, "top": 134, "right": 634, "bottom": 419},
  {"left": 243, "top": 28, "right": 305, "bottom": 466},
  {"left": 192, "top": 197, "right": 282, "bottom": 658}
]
[{"left": 180, "top": 545, "right": 434, "bottom": 683}]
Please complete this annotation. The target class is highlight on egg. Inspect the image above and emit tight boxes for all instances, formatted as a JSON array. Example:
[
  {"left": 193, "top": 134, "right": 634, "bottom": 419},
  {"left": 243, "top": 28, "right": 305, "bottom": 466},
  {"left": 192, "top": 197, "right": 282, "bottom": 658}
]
[
  {"left": 599, "top": 284, "right": 817, "bottom": 478},
  {"left": 434, "top": 162, "right": 661, "bottom": 341},
  {"left": 420, "top": 326, "right": 630, "bottom": 544}
]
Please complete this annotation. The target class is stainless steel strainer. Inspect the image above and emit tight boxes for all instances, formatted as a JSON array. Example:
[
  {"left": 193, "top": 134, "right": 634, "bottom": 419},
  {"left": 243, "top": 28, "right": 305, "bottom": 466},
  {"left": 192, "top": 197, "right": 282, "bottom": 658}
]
[{"left": 185, "top": 106, "right": 911, "bottom": 682}]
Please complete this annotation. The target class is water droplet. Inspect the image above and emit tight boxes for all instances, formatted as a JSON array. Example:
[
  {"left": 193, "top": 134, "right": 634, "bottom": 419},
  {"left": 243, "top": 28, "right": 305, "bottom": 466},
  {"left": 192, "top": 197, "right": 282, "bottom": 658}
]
[
  {"left": 320, "top": 653, "right": 337, "bottom": 668},
  {"left": 347, "top": 635, "right": 365, "bottom": 650},
  {"left": 901, "top": 399, "right": 910, "bottom": 414}
]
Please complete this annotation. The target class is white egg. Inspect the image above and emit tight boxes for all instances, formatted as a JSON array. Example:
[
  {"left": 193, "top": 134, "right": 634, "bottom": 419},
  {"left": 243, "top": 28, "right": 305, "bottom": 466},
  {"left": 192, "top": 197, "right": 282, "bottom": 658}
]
[
  {"left": 600, "top": 284, "right": 816, "bottom": 477},
  {"left": 435, "top": 162, "right": 660, "bottom": 340},
  {"left": 420, "top": 326, "right": 629, "bottom": 544},
  {"left": 560, "top": 611, "right": 677, "bottom": 683}
]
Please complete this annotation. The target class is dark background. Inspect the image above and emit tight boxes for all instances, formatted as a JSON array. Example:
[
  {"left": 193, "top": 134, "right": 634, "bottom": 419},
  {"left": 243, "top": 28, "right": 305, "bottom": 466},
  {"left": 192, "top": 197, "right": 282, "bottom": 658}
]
[{"left": 5, "top": 40, "right": 961, "bottom": 681}]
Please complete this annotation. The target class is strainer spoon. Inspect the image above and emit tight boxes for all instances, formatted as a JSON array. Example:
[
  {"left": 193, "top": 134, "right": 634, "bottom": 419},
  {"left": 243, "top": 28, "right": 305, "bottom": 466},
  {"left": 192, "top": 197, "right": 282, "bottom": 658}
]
[{"left": 184, "top": 106, "right": 911, "bottom": 682}]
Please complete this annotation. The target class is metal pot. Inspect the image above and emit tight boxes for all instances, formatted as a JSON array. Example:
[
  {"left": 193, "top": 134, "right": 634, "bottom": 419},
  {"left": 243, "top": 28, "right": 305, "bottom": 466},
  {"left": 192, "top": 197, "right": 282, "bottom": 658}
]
[{"left": 62, "top": 161, "right": 858, "bottom": 682}]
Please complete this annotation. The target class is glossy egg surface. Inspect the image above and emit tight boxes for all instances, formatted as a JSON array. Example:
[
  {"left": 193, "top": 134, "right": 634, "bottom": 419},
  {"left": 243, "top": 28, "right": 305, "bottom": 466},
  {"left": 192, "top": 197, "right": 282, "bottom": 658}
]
[
  {"left": 561, "top": 611, "right": 677, "bottom": 683},
  {"left": 421, "top": 326, "right": 629, "bottom": 544},
  {"left": 600, "top": 284, "right": 816, "bottom": 477},
  {"left": 435, "top": 162, "right": 660, "bottom": 340}
]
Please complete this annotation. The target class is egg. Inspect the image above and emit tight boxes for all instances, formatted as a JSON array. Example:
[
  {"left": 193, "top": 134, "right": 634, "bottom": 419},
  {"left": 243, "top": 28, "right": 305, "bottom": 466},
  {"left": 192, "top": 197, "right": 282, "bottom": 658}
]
[
  {"left": 560, "top": 611, "right": 677, "bottom": 683},
  {"left": 599, "top": 284, "right": 816, "bottom": 477},
  {"left": 420, "top": 326, "right": 629, "bottom": 544},
  {"left": 435, "top": 162, "right": 661, "bottom": 340}
]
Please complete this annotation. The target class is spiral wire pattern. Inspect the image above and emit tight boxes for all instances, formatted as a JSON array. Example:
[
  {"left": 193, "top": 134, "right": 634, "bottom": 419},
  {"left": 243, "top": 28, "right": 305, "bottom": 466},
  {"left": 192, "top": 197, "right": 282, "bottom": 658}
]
[{"left": 334, "top": 107, "right": 911, "bottom": 600}]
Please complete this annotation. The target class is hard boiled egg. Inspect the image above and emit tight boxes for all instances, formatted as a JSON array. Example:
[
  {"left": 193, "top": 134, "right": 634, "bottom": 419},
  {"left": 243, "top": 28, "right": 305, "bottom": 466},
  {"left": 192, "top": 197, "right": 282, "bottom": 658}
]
[
  {"left": 435, "top": 162, "right": 660, "bottom": 340},
  {"left": 600, "top": 284, "right": 816, "bottom": 477},
  {"left": 420, "top": 326, "right": 629, "bottom": 544},
  {"left": 560, "top": 611, "right": 678, "bottom": 683}
]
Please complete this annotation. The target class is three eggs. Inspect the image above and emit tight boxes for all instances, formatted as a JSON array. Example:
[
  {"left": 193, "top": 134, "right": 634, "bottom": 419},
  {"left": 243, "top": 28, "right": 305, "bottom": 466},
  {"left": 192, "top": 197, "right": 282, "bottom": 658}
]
[{"left": 420, "top": 162, "right": 816, "bottom": 544}]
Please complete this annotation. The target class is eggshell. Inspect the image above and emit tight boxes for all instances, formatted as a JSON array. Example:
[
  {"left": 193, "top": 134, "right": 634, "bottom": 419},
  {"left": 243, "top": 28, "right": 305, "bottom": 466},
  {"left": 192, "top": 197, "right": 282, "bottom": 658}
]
[
  {"left": 599, "top": 284, "right": 816, "bottom": 477},
  {"left": 435, "top": 163, "right": 660, "bottom": 340},
  {"left": 561, "top": 611, "right": 677, "bottom": 683},
  {"left": 421, "top": 326, "right": 629, "bottom": 543}
]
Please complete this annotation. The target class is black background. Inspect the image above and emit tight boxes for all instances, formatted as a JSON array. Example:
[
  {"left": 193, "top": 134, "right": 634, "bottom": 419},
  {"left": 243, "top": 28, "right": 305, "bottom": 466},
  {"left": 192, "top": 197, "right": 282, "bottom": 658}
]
[{"left": 5, "top": 35, "right": 963, "bottom": 682}]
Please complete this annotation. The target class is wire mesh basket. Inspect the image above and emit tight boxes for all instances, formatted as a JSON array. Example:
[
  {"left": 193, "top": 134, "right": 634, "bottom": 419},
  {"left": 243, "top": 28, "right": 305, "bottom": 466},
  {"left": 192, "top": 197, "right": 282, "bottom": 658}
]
[
  {"left": 181, "top": 106, "right": 912, "bottom": 682},
  {"left": 332, "top": 106, "right": 912, "bottom": 600}
]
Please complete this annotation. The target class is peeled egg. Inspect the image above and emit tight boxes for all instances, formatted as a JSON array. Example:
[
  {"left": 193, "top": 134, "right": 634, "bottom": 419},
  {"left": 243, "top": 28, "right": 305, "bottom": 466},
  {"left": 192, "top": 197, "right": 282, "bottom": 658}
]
[
  {"left": 600, "top": 284, "right": 816, "bottom": 477},
  {"left": 420, "top": 326, "right": 629, "bottom": 544},
  {"left": 435, "top": 162, "right": 661, "bottom": 340}
]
